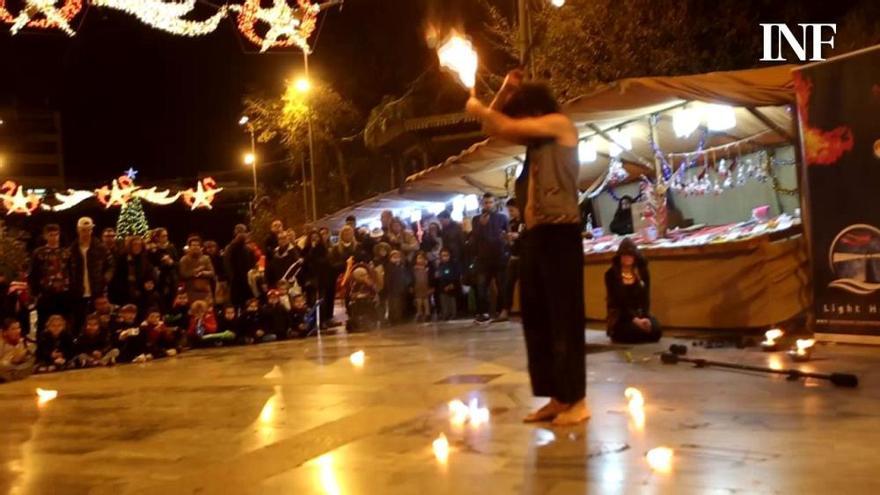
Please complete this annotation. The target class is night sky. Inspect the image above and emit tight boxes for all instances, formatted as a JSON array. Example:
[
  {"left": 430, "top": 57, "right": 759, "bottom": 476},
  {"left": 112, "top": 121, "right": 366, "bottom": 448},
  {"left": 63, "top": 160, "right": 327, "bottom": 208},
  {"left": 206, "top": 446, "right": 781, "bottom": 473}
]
[{"left": 0, "top": 0, "right": 484, "bottom": 184}]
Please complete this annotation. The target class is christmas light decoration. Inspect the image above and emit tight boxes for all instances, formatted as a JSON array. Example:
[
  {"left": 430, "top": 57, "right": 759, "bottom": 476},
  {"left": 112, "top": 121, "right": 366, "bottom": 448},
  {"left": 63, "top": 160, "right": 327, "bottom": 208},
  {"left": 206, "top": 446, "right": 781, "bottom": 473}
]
[
  {"left": 95, "top": 175, "right": 138, "bottom": 208},
  {"left": 124, "top": 167, "right": 138, "bottom": 179},
  {"left": 705, "top": 104, "right": 737, "bottom": 131},
  {"left": 237, "top": 0, "right": 319, "bottom": 53},
  {"left": 135, "top": 187, "right": 181, "bottom": 205},
  {"left": 116, "top": 196, "right": 150, "bottom": 238},
  {"left": 90, "top": 0, "right": 235, "bottom": 37},
  {"left": 608, "top": 128, "right": 632, "bottom": 158},
  {"left": 2, "top": 0, "right": 82, "bottom": 36},
  {"left": 672, "top": 107, "right": 702, "bottom": 138},
  {"left": 51, "top": 189, "right": 94, "bottom": 211},
  {"left": 182, "top": 177, "right": 223, "bottom": 210},
  {"left": 0, "top": 181, "right": 41, "bottom": 215}
]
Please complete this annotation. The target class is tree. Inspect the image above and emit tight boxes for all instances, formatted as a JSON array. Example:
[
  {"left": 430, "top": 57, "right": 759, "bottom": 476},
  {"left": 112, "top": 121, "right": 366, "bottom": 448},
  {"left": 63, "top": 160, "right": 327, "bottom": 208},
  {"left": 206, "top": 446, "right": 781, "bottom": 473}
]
[
  {"left": 243, "top": 81, "right": 362, "bottom": 208},
  {"left": 116, "top": 197, "right": 149, "bottom": 239},
  {"left": 0, "top": 221, "right": 27, "bottom": 280}
]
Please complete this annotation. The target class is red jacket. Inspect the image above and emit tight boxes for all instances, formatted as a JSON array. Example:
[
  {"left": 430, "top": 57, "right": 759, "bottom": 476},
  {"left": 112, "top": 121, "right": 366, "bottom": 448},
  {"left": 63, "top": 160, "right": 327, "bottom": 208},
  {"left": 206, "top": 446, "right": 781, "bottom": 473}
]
[{"left": 187, "top": 311, "right": 218, "bottom": 337}]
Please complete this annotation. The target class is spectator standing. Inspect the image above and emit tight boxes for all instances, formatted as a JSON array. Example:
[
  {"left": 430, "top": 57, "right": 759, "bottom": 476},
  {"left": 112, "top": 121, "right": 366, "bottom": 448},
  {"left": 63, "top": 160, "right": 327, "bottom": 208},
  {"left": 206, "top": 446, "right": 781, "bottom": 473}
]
[
  {"left": 267, "top": 231, "right": 300, "bottom": 288},
  {"left": 110, "top": 236, "right": 156, "bottom": 307},
  {"left": 224, "top": 225, "right": 256, "bottom": 308},
  {"left": 470, "top": 194, "right": 510, "bottom": 323},
  {"left": 69, "top": 217, "right": 110, "bottom": 334},
  {"left": 500, "top": 198, "right": 525, "bottom": 321},
  {"left": 28, "top": 224, "right": 71, "bottom": 335},
  {"left": 437, "top": 211, "right": 465, "bottom": 268},
  {"left": 179, "top": 235, "right": 215, "bottom": 304}
]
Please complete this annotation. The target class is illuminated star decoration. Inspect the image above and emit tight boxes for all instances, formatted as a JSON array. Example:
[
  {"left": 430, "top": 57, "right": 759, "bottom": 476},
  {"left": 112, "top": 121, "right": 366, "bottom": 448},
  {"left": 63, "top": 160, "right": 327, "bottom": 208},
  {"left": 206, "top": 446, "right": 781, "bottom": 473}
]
[
  {"left": 124, "top": 167, "right": 138, "bottom": 180},
  {"left": 182, "top": 177, "right": 223, "bottom": 210},
  {"left": 237, "top": 0, "right": 319, "bottom": 53},
  {"left": 5, "top": 0, "right": 82, "bottom": 36},
  {"left": 90, "top": 0, "right": 236, "bottom": 37},
  {"left": 0, "top": 181, "right": 41, "bottom": 215},
  {"left": 95, "top": 175, "right": 139, "bottom": 208}
]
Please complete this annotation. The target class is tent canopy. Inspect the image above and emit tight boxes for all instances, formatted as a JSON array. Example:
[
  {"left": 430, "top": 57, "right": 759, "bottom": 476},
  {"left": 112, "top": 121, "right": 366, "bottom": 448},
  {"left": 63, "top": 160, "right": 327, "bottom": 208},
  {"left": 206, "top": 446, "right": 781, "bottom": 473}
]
[
  {"left": 406, "top": 64, "right": 797, "bottom": 194},
  {"left": 318, "top": 65, "right": 798, "bottom": 229}
]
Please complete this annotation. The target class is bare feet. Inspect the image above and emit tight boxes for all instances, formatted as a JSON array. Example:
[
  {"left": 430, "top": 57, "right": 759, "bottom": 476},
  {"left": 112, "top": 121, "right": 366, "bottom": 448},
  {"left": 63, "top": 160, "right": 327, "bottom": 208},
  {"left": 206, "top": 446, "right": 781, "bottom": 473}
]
[
  {"left": 551, "top": 398, "right": 591, "bottom": 426},
  {"left": 523, "top": 398, "right": 569, "bottom": 423}
]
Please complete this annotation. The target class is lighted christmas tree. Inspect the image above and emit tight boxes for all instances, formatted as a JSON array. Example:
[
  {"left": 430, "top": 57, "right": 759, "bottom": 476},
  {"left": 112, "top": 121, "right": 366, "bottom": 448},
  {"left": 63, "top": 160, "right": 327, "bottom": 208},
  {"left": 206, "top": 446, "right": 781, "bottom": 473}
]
[{"left": 116, "top": 197, "right": 150, "bottom": 239}]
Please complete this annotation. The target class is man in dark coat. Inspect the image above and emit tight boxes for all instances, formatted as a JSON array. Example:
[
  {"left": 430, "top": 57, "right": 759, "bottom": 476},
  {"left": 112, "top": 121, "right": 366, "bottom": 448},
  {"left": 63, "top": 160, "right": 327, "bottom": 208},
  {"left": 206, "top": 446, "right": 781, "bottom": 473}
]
[
  {"left": 224, "top": 225, "right": 257, "bottom": 308},
  {"left": 69, "top": 217, "right": 110, "bottom": 335}
]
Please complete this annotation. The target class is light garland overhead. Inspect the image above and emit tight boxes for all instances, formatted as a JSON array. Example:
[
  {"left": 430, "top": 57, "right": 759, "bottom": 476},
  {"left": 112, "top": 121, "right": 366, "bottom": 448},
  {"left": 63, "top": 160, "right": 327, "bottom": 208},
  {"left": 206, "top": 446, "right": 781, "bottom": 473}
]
[
  {"left": 90, "top": 0, "right": 235, "bottom": 37},
  {"left": 182, "top": 177, "right": 223, "bottom": 210},
  {"left": 0, "top": 0, "right": 324, "bottom": 53},
  {"left": 0, "top": 181, "right": 41, "bottom": 215}
]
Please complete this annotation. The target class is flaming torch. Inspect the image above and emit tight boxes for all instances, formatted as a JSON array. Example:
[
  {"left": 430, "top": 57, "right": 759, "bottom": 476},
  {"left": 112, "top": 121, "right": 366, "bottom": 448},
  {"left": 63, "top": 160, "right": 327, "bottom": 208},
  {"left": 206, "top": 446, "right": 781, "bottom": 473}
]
[
  {"left": 437, "top": 32, "right": 478, "bottom": 90},
  {"left": 761, "top": 328, "right": 784, "bottom": 352},
  {"left": 788, "top": 338, "right": 816, "bottom": 362}
]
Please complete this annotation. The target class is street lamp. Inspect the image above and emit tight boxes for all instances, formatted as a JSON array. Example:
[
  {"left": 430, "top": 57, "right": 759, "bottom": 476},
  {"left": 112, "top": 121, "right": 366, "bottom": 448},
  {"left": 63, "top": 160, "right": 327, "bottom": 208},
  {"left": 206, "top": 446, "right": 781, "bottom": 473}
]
[
  {"left": 239, "top": 116, "right": 258, "bottom": 209},
  {"left": 550, "top": 0, "right": 565, "bottom": 6},
  {"left": 290, "top": 71, "right": 318, "bottom": 223}
]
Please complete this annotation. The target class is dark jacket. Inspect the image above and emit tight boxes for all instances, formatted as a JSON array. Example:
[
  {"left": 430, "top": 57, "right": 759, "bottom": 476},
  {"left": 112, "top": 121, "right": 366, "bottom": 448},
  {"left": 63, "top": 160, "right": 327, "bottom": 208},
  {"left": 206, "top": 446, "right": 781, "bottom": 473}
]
[
  {"left": 261, "top": 303, "right": 290, "bottom": 339},
  {"left": 110, "top": 252, "right": 156, "bottom": 305},
  {"left": 74, "top": 329, "right": 112, "bottom": 356},
  {"left": 240, "top": 310, "right": 263, "bottom": 339},
  {"left": 604, "top": 253, "right": 652, "bottom": 335},
  {"left": 69, "top": 239, "right": 110, "bottom": 298},
  {"left": 224, "top": 236, "right": 256, "bottom": 306},
  {"left": 36, "top": 330, "right": 75, "bottom": 364},
  {"left": 434, "top": 261, "right": 462, "bottom": 295},
  {"left": 384, "top": 263, "right": 412, "bottom": 297},
  {"left": 218, "top": 315, "right": 241, "bottom": 336},
  {"left": 440, "top": 221, "right": 465, "bottom": 263},
  {"left": 470, "top": 211, "right": 509, "bottom": 262}
]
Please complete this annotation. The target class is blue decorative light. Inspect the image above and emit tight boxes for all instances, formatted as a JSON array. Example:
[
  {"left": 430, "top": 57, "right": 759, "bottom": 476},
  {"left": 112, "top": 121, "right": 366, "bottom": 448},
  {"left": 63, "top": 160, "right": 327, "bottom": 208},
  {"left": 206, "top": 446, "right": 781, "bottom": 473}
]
[{"left": 125, "top": 167, "right": 139, "bottom": 180}]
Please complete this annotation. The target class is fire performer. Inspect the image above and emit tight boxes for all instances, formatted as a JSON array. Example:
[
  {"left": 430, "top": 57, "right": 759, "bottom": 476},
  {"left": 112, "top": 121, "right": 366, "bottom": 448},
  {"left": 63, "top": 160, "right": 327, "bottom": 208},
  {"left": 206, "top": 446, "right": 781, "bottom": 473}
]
[{"left": 466, "top": 70, "right": 588, "bottom": 425}]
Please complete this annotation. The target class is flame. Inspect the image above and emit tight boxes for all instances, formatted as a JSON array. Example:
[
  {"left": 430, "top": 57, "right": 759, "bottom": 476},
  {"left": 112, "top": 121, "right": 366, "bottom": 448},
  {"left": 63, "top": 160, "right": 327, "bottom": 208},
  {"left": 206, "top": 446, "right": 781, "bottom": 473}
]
[
  {"left": 432, "top": 433, "right": 450, "bottom": 465},
  {"left": 437, "top": 32, "right": 477, "bottom": 88},
  {"left": 36, "top": 388, "right": 58, "bottom": 405},
  {"left": 763, "top": 328, "right": 783, "bottom": 345},
  {"left": 624, "top": 387, "right": 645, "bottom": 431},
  {"left": 349, "top": 350, "right": 365, "bottom": 367},
  {"left": 646, "top": 447, "right": 674, "bottom": 473},
  {"left": 768, "top": 354, "right": 784, "bottom": 371},
  {"left": 447, "top": 398, "right": 489, "bottom": 427},
  {"left": 315, "top": 453, "right": 341, "bottom": 495},
  {"left": 795, "top": 338, "right": 816, "bottom": 356}
]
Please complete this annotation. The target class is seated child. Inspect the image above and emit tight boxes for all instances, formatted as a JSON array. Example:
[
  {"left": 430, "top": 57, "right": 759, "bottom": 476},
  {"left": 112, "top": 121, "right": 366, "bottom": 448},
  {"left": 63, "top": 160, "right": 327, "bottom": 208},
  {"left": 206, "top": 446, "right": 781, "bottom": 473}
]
[
  {"left": 36, "top": 315, "right": 75, "bottom": 372},
  {"left": 342, "top": 258, "right": 378, "bottom": 332},
  {"left": 217, "top": 304, "right": 240, "bottom": 342},
  {"left": 435, "top": 248, "right": 461, "bottom": 321},
  {"left": 241, "top": 298, "right": 275, "bottom": 344},
  {"left": 113, "top": 304, "right": 149, "bottom": 363},
  {"left": 163, "top": 290, "right": 189, "bottom": 331},
  {"left": 261, "top": 290, "right": 291, "bottom": 341},
  {"left": 277, "top": 280, "right": 293, "bottom": 311},
  {"left": 140, "top": 308, "right": 180, "bottom": 357},
  {"left": 74, "top": 315, "right": 120, "bottom": 367},
  {"left": 289, "top": 294, "right": 317, "bottom": 338},
  {"left": 139, "top": 279, "right": 164, "bottom": 317},
  {"left": 186, "top": 300, "right": 219, "bottom": 347},
  {"left": 91, "top": 295, "right": 117, "bottom": 334},
  {"left": 0, "top": 318, "right": 36, "bottom": 383}
]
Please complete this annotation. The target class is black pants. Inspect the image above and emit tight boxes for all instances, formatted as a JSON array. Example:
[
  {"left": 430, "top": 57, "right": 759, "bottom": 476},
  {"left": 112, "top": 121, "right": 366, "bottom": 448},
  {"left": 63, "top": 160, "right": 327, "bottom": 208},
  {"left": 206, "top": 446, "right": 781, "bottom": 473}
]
[
  {"left": 609, "top": 316, "right": 662, "bottom": 344},
  {"left": 520, "top": 224, "right": 586, "bottom": 404},
  {"left": 475, "top": 258, "right": 507, "bottom": 316},
  {"left": 502, "top": 256, "right": 520, "bottom": 313},
  {"left": 319, "top": 273, "right": 338, "bottom": 323}
]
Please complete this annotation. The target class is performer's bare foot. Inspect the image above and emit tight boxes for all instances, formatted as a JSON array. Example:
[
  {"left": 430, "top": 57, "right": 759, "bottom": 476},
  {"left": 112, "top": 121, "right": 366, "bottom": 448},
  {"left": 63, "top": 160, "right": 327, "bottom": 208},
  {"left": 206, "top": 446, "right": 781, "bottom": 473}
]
[
  {"left": 523, "top": 398, "right": 569, "bottom": 423},
  {"left": 551, "top": 398, "right": 591, "bottom": 426}
]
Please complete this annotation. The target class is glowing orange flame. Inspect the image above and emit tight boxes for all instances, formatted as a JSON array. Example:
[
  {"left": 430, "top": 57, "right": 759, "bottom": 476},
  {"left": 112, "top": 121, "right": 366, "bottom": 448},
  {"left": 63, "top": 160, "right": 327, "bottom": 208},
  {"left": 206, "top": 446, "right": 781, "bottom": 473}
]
[
  {"left": 795, "top": 338, "right": 816, "bottom": 356},
  {"left": 432, "top": 433, "right": 450, "bottom": 465},
  {"left": 447, "top": 398, "right": 490, "bottom": 427},
  {"left": 36, "top": 388, "right": 58, "bottom": 405},
  {"left": 437, "top": 32, "right": 477, "bottom": 88},
  {"left": 763, "top": 329, "right": 783, "bottom": 345},
  {"left": 646, "top": 447, "right": 674, "bottom": 473},
  {"left": 624, "top": 387, "right": 645, "bottom": 431}
]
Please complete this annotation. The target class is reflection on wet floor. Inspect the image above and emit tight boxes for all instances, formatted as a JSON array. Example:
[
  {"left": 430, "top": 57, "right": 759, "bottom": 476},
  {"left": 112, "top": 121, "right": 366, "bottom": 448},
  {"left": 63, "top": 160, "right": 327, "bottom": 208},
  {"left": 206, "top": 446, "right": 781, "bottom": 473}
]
[{"left": 0, "top": 321, "right": 878, "bottom": 494}]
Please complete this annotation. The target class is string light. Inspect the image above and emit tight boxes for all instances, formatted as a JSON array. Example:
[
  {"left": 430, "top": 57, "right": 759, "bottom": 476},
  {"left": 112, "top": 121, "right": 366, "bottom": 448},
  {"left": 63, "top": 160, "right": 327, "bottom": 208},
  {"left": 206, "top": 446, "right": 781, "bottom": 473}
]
[
  {"left": 608, "top": 128, "right": 632, "bottom": 157},
  {"left": 705, "top": 104, "right": 737, "bottom": 131},
  {"left": 2, "top": 0, "right": 82, "bottom": 36},
  {"left": 237, "top": 0, "right": 319, "bottom": 53},
  {"left": 182, "top": 177, "right": 223, "bottom": 210},
  {"left": 90, "top": 0, "right": 234, "bottom": 37},
  {"left": 672, "top": 107, "right": 702, "bottom": 138},
  {"left": 0, "top": 181, "right": 41, "bottom": 215}
]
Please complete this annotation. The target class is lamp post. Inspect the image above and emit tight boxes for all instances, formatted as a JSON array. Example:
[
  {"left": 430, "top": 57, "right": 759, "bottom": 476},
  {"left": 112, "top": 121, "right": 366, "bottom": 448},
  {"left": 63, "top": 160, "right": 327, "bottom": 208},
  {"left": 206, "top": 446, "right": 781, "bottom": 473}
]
[
  {"left": 300, "top": 51, "right": 318, "bottom": 223},
  {"left": 240, "top": 116, "right": 258, "bottom": 212},
  {"left": 518, "top": 0, "right": 565, "bottom": 77}
]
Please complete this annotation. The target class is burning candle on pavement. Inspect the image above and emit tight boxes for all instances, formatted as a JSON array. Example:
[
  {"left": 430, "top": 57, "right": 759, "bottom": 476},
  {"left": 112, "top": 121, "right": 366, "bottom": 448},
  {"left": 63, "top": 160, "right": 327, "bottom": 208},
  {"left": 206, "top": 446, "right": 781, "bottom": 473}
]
[
  {"left": 349, "top": 350, "right": 365, "bottom": 367},
  {"left": 432, "top": 433, "right": 450, "bottom": 465},
  {"left": 624, "top": 387, "right": 646, "bottom": 431},
  {"left": 36, "top": 388, "right": 58, "bottom": 405},
  {"left": 646, "top": 446, "right": 674, "bottom": 474},
  {"left": 789, "top": 338, "right": 816, "bottom": 362},
  {"left": 437, "top": 32, "right": 478, "bottom": 89},
  {"left": 761, "top": 328, "right": 784, "bottom": 351}
]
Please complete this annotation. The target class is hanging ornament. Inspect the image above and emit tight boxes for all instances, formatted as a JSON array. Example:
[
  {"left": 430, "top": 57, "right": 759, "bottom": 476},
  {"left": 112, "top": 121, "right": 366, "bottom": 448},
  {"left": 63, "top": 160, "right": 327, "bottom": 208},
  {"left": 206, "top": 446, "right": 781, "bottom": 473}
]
[
  {"left": 1, "top": 0, "right": 83, "bottom": 36},
  {"left": 51, "top": 189, "right": 94, "bottom": 211},
  {"left": 237, "top": 0, "right": 319, "bottom": 53},
  {"left": 95, "top": 175, "right": 138, "bottom": 208},
  {"left": 91, "top": 0, "right": 235, "bottom": 37},
  {"left": 0, "top": 181, "right": 41, "bottom": 215},
  {"left": 182, "top": 177, "right": 222, "bottom": 210}
]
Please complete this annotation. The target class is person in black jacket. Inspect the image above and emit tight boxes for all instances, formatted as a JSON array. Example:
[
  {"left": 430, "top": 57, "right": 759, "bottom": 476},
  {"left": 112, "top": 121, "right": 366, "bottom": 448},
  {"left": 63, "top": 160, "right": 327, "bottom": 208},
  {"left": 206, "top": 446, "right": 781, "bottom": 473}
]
[
  {"left": 267, "top": 231, "right": 300, "bottom": 288},
  {"left": 224, "top": 225, "right": 257, "bottom": 308},
  {"left": 36, "top": 314, "right": 75, "bottom": 372},
  {"left": 609, "top": 196, "right": 635, "bottom": 235},
  {"left": 73, "top": 314, "right": 119, "bottom": 367},
  {"left": 605, "top": 238, "right": 661, "bottom": 344},
  {"left": 434, "top": 248, "right": 461, "bottom": 321},
  {"left": 69, "top": 217, "right": 110, "bottom": 335},
  {"left": 110, "top": 236, "right": 156, "bottom": 307},
  {"left": 384, "top": 250, "right": 411, "bottom": 325},
  {"left": 437, "top": 211, "right": 465, "bottom": 267},
  {"left": 261, "top": 291, "right": 290, "bottom": 340},
  {"left": 470, "top": 194, "right": 510, "bottom": 323}
]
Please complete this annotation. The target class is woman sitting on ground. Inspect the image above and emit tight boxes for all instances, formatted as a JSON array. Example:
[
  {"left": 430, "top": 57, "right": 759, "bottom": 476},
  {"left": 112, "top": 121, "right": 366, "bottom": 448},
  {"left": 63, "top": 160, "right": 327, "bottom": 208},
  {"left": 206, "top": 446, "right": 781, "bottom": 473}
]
[{"left": 605, "top": 238, "right": 661, "bottom": 344}]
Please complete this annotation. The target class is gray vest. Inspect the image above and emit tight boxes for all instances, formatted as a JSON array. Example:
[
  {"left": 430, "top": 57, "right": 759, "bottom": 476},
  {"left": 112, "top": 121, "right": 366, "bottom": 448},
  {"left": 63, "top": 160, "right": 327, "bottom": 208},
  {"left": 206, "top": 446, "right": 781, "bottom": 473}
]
[{"left": 519, "top": 141, "right": 581, "bottom": 227}]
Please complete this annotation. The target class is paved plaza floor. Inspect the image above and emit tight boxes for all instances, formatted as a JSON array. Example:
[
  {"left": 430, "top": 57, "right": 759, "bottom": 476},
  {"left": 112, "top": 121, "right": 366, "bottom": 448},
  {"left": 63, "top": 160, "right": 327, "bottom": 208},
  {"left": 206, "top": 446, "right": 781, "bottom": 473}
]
[{"left": 1, "top": 321, "right": 878, "bottom": 494}]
